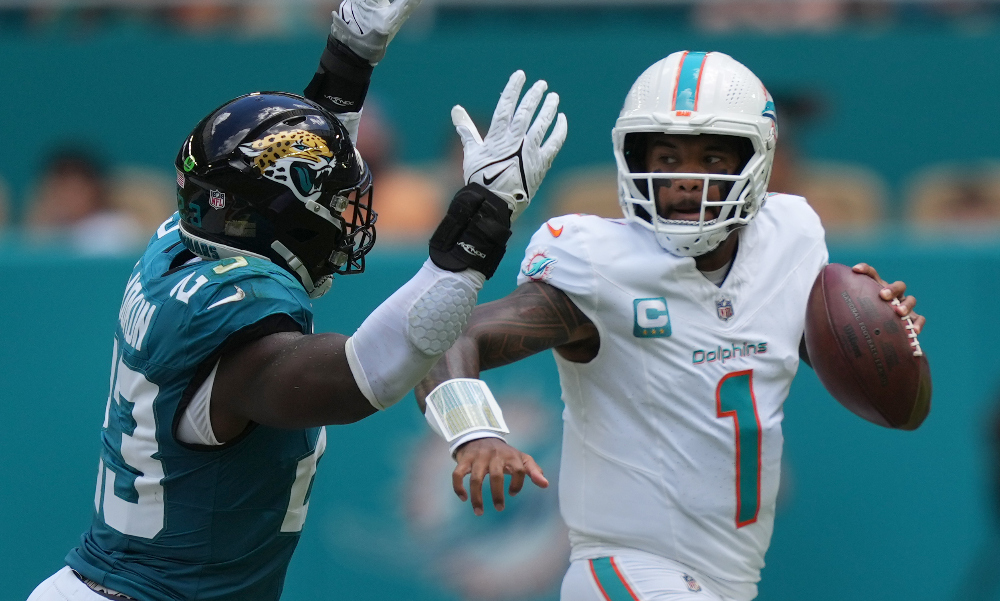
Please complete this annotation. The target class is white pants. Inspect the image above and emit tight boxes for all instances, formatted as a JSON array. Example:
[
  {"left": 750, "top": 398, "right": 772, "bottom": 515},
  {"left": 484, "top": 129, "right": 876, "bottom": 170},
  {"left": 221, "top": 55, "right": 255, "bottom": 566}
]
[
  {"left": 561, "top": 553, "right": 740, "bottom": 601},
  {"left": 27, "top": 567, "right": 114, "bottom": 601}
]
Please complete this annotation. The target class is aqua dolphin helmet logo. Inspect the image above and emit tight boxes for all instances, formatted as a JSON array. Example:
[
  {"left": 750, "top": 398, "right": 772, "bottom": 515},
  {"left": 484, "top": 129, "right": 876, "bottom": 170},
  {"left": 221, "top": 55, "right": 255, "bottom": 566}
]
[{"left": 239, "top": 129, "right": 336, "bottom": 203}]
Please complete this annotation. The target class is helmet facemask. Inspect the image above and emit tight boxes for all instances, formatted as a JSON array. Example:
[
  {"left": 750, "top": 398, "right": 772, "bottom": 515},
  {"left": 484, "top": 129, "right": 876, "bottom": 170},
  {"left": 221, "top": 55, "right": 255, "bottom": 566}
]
[
  {"left": 332, "top": 167, "right": 376, "bottom": 276},
  {"left": 617, "top": 131, "right": 767, "bottom": 257}
]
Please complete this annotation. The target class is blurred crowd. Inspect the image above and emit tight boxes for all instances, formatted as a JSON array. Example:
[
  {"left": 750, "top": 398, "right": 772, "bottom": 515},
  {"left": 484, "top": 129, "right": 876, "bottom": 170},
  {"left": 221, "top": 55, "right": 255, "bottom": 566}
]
[
  {"left": 542, "top": 86, "right": 1000, "bottom": 238},
  {"left": 0, "top": 102, "right": 466, "bottom": 255},
  {"left": 0, "top": 0, "right": 998, "bottom": 35},
  {"left": 3, "top": 87, "right": 1000, "bottom": 255},
  {"left": 1, "top": 0, "right": 999, "bottom": 253}
]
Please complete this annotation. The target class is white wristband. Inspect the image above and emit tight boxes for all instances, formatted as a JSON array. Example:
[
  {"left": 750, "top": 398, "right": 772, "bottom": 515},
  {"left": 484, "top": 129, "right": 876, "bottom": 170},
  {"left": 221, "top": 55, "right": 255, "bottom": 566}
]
[
  {"left": 424, "top": 379, "right": 509, "bottom": 455},
  {"left": 447, "top": 431, "right": 506, "bottom": 458}
]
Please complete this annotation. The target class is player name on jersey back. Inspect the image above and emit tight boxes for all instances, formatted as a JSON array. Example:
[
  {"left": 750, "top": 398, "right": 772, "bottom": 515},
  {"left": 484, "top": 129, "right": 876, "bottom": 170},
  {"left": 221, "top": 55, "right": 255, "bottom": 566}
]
[{"left": 117, "top": 271, "right": 159, "bottom": 352}]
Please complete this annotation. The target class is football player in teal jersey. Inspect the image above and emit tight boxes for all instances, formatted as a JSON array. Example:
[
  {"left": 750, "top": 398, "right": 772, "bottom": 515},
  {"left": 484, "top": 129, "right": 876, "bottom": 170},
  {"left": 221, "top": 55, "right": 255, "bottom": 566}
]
[{"left": 26, "top": 1, "right": 565, "bottom": 600}]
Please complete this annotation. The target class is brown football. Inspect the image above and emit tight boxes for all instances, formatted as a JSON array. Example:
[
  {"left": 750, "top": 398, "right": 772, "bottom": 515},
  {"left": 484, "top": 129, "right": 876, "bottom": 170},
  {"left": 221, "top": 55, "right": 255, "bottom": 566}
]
[{"left": 804, "top": 263, "right": 931, "bottom": 430}]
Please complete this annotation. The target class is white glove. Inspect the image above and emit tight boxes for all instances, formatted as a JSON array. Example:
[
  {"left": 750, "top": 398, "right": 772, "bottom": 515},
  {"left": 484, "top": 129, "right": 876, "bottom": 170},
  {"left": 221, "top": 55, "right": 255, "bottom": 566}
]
[
  {"left": 452, "top": 70, "right": 568, "bottom": 223},
  {"left": 331, "top": 0, "right": 422, "bottom": 64}
]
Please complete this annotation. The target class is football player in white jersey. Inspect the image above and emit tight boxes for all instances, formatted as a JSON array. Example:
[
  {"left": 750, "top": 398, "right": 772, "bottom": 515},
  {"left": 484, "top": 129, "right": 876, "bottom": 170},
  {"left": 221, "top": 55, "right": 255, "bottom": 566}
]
[{"left": 416, "top": 51, "right": 925, "bottom": 601}]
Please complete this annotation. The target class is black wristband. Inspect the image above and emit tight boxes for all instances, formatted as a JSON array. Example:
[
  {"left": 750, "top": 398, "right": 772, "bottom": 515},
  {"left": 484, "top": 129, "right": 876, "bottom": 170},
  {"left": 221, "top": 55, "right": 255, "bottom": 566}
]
[
  {"left": 429, "top": 184, "right": 513, "bottom": 280},
  {"left": 303, "top": 36, "right": 374, "bottom": 114}
]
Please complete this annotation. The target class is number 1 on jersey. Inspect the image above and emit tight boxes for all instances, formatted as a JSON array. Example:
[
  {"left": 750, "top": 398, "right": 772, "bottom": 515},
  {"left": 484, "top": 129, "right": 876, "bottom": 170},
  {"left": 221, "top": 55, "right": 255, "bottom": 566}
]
[{"left": 716, "top": 370, "right": 761, "bottom": 528}]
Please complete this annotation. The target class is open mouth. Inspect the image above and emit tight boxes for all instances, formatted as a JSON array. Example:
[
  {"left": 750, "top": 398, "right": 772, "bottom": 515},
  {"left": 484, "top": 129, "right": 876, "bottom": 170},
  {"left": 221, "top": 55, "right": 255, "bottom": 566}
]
[
  {"left": 662, "top": 205, "right": 719, "bottom": 222},
  {"left": 291, "top": 162, "right": 333, "bottom": 199}
]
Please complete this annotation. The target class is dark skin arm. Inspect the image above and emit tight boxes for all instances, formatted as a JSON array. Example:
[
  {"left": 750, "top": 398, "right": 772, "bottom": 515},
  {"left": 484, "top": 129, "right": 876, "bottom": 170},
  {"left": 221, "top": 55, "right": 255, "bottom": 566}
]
[
  {"left": 422, "top": 262, "right": 926, "bottom": 515},
  {"left": 417, "top": 280, "right": 599, "bottom": 406},
  {"left": 206, "top": 279, "right": 600, "bottom": 445},
  {"left": 208, "top": 331, "right": 377, "bottom": 442},
  {"left": 415, "top": 280, "right": 598, "bottom": 514}
]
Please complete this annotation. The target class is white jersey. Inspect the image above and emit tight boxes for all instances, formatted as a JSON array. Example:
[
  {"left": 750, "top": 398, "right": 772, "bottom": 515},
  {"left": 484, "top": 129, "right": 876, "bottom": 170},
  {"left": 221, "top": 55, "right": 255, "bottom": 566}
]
[{"left": 516, "top": 194, "right": 828, "bottom": 600}]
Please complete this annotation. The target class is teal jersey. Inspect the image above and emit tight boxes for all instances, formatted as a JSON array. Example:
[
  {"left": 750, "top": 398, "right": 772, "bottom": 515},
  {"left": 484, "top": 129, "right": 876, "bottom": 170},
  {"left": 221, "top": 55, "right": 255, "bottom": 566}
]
[{"left": 66, "top": 214, "right": 323, "bottom": 601}]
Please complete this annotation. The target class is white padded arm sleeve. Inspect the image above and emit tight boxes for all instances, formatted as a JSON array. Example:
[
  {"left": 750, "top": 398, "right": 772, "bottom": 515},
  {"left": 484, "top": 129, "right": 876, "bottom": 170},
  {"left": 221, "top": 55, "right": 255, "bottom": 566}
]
[
  {"left": 345, "top": 258, "right": 485, "bottom": 410},
  {"left": 338, "top": 110, "right": 362, "bottom": 145}
]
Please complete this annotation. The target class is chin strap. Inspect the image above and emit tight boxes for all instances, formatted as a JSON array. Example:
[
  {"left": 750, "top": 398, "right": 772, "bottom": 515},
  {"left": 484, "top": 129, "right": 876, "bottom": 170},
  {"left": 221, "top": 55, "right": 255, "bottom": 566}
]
[{"left": 271, "top": 240, "right": 332, "bottom": 299}]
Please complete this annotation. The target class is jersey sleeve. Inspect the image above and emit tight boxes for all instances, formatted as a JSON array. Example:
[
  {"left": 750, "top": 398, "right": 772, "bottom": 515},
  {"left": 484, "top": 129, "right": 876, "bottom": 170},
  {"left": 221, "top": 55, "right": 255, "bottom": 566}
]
[
  {"left": 161, "top": 258, "right": 314, "bottom": 372},
  {"left": 515, "top": 215, "right": 598, "bottom": 302},
  {"left": 765, "top": 193, "right": 830, "bottom": 299},
  {"left": 781, "top": 193, "right": 830, "bottom": 278}
]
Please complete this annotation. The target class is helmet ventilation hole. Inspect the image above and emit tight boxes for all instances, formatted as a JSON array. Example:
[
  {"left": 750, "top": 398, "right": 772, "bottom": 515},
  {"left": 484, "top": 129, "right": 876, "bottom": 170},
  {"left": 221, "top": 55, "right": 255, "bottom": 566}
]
[{"left": 726, "top": 76, "right": 750, "bottom": 108}]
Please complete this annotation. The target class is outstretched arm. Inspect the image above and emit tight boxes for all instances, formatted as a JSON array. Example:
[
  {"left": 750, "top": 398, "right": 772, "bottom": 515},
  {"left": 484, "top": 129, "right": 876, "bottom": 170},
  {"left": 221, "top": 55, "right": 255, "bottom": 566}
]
[
  {"left": 416, "top": 280, "right": 598, "bottom": 409},
  {"left": 208, "top": 72, "right": 567, "bottom": 445},
  {"left": 208, "top": 185, "right": 506, "bottom": 440},
  {"left": 304, "top": 0, "right": 422, "bottom": 140},
  {"left": 415, "top": 281, "right": 597, "bottom": 515}
]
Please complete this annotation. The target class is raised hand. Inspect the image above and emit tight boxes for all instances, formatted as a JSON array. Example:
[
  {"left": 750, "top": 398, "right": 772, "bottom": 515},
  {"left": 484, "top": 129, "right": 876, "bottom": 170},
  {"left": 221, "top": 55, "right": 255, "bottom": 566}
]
[
  {"left": 331, "top": 0, "right": 422, "bottom": 64},
  {"left": 452, "top": 70, "right": 569, "bottom": 222}
]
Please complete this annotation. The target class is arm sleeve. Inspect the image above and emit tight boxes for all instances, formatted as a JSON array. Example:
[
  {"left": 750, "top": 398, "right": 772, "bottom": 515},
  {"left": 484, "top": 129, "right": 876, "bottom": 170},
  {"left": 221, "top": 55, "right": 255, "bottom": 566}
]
[
  {"left": 304, "top": 35, "right": 373, "bottom": 138},
  {"left": 345, "top": 259, "right": 487, "bottom": 411}
]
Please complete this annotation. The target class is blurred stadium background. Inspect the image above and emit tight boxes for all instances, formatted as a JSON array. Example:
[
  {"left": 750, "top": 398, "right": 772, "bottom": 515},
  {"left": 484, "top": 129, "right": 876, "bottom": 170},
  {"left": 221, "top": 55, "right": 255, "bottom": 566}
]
[{"left": 2, "top": 0, "right": 1000, "bottom": 599}]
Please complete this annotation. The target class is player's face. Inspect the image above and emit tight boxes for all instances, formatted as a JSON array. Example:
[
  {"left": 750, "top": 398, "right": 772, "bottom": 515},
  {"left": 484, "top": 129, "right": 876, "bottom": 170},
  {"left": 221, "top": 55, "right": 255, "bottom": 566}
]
[{"left": 643, "top": 134, "right": 745, "bottom": 222}]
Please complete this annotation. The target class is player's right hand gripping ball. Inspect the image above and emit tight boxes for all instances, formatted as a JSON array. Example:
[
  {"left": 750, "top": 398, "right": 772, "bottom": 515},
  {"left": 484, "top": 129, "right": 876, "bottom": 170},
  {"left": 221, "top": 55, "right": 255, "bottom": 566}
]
[
  {"left": 331, "top": 0, "right": 421, "bottom": 64},
  {"left": 429, "top": 184, "right": 512, "bottom": 280},
  {"left": 452, "top": 70, "right": 568, "bottom": 223}
]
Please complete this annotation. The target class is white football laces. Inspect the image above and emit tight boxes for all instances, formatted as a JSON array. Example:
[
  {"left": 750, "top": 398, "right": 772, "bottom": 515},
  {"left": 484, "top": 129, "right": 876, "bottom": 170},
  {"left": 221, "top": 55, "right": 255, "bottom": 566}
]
[{"left": 891, "top": 297, "right": 923, "bottom": 357}]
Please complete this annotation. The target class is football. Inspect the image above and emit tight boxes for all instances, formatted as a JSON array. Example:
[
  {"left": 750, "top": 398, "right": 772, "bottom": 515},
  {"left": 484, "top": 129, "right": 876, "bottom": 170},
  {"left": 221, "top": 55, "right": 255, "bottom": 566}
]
[{"left": 804, "top": 263, "right": 932, "bottom": 430}]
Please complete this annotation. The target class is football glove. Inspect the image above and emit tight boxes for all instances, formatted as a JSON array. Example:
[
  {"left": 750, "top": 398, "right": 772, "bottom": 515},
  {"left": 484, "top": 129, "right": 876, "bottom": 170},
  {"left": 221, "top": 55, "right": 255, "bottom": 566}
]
[
  {"left": 452, "top": 70, "right": 568, "bottom": 223},
  {"left": 330, "top": 0, "right": 421, "bottom": 65}
]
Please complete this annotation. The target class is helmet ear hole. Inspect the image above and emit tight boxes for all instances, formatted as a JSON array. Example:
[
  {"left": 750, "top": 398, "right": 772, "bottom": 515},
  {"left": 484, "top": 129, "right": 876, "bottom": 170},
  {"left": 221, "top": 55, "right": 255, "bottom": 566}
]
[
  {"left": 623, "top": 132, "right": 648, "bottom": 174},
  {"left": 736, "top": 137, "right": 755, "bottom": 173},
  {"left": 286, "top": 227, "right": 318, "bottom": 243}
]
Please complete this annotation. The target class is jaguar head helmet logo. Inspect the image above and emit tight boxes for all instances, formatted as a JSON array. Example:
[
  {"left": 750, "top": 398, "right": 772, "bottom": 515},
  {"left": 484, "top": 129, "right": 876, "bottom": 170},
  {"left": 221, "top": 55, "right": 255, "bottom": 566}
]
[{"left": 239, "top": 130, "right": 336, "bottom": 204}]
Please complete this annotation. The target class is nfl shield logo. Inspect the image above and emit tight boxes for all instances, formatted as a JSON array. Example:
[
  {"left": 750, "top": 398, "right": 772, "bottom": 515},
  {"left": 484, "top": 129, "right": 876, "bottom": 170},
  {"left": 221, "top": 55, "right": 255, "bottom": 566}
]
[
  {"left": 716, "top": 298, "right": 734, "bottom": 322},
  {"left": 209, "top": 190, "right": 226, "bottom": 209},
  {"left": 683, "top": 574, "right": 702, "bottom": 592}
]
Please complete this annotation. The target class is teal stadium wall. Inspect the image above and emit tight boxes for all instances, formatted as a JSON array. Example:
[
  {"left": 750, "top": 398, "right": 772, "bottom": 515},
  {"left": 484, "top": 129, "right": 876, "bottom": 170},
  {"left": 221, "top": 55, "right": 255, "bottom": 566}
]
[
  {"left": 1, "top": 14, "right": 999, "bottom": 215},
  {"left": 2, "top": 236, "right": 999, "bottom": 601},
  {"left": 2, "top": 12, "right": 1000, "bottom": 601}
]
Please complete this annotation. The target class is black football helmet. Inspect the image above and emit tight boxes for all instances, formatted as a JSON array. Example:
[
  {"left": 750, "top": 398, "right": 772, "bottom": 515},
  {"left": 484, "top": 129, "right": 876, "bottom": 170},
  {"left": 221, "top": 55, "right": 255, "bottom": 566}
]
[{"left": 175, "top": 91, "right": 376, "bottom": 298}]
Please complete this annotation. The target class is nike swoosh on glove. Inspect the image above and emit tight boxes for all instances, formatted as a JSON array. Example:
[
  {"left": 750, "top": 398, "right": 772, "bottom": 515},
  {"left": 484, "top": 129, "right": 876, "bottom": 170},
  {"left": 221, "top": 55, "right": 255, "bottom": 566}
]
[
  {"left": 452, "top": 70, "right": 569, "bottom": 223},
  {"left": 331, "top": 0, "right": 422, "bottom": 64}
]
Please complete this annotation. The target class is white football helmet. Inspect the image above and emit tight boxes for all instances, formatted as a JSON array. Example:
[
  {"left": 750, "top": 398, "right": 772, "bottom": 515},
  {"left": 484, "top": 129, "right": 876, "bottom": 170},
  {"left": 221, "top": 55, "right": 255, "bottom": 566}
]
[{"left": 612, "top": 51, "right": 777, "bottom": 257}]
